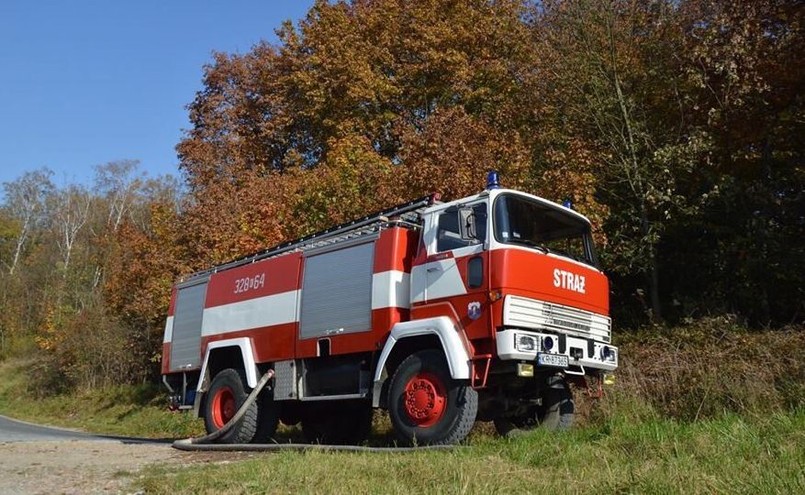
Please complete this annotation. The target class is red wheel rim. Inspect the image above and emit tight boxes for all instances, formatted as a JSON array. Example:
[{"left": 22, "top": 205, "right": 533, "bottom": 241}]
[
  {"left": 402, "top": 372, "right": 446, "bottom": 427},
  {"left": 211, "top": 386, "right": 236, "bottom": 429}
]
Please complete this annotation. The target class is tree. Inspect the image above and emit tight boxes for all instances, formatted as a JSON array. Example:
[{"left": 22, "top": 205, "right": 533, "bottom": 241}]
[
  {"left": 533, "top": 0, "right": 714, "bottom": 320},
  {"left": 94, "top": 159, "right": 144, "bottom": 233},
  {"left": 661, "top": 0, "right": 805, "bottom": 324},
  {"left": 173, "top": 0, "right": 804, "bottom": 326},
  {"left": 177, "top": 0, "right": 544, "bottom": 266},
  {"left": 103, "top": 174, "right": 186, "bottom": 380},
  {"left": 1, "top": 168, "right": 54, "bottom": 275},
  {"left": 398, "top": 106, "right": 532, "bottom": 200},
  {"left": 51, "top": 184, "right": 92, "bottom": 273}
]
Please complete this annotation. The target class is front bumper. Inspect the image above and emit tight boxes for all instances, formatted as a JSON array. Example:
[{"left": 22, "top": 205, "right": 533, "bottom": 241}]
[{"left": 496, "top": 328, "right": 618, "bottom": 372}]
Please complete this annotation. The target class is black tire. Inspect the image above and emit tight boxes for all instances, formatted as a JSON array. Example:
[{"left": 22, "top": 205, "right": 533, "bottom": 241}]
[
  {"left": 250, "top": 386, "right": 280, "bottom": 444},
  {"left": 493, "top": 375, "right": 574, "bottom": 438},
  {"left": 203, "top": 368, "right": 258, "bottom": 444},
  {"left": 301, "top": 400, "right": 373, "bottom": 445},
  {"left": 540, "top": 375, "right": 574, "bottom": 430},
  {"left": 388, "top": 350, "right": 478, "bottom": 446}
]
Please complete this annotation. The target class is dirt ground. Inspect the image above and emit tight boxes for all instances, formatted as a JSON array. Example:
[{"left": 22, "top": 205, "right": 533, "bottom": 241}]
[{"left": 0, "top": 440, "right": 250, "bottom": 495}]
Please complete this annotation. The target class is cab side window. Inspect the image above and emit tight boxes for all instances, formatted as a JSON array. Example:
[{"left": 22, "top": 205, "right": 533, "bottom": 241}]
[{"left": 436, "top": 204, "right": 487, "bottom": 252}]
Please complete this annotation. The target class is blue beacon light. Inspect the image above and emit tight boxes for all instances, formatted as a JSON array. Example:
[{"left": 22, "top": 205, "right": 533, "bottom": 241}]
[
  {"left": 562, "top": 198, "right": 574, "bottom": 210},
  {"left": 487, "top": 170, "right": 501, "bottom": 189}
]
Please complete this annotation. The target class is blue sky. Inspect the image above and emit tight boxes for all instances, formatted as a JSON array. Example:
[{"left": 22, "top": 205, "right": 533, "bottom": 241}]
[{"left": 0, "top": 1, "right": 314, "bottom": 189}]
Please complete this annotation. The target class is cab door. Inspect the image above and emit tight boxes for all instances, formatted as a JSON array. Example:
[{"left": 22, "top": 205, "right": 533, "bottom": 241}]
[{"left": 418, "top": 202, "right": 490, "bottom": 337}]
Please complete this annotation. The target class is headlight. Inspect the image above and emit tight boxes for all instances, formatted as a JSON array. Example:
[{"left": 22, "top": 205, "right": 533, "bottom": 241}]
[
  {"left": 516, "top": 334, "right": 537, "bottom": 352},
  {"left": 600, "top": 346, "right": 616, "bottom": 362}
]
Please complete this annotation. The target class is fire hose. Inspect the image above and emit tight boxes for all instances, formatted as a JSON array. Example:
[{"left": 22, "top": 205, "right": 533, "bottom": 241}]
[{"left": 172, "top": 369, "right": 454, "bottom": 453}]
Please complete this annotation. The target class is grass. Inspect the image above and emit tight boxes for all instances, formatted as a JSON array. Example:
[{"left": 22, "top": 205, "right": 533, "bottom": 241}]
[
  {"left": 1, "top": 319, "right": 803, "bottom": 493},
  {"left": 132, "top": 320, "right": 804, "bottom": 494},
  {"left": 135, "top": 411, "right": 805, "bottom": 494},
  {"left": 608, "top": 318, "right": 805, "bottom": 420},
  {"left": 0, "top": 358, "right": 203, "bottom": 438}
]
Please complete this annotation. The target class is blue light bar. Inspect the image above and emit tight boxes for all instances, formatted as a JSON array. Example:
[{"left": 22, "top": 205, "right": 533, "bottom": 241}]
[{"left": 487, "top": 170, "right": 500, "bottom": 189}]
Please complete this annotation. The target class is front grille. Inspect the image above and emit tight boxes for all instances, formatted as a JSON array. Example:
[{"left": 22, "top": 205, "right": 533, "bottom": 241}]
[{"left": 503, "top": 295, "right": 611, "bottom": 343}]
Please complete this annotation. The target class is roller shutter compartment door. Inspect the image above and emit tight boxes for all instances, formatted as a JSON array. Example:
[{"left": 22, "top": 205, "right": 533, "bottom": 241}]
[
  {"left": 170, "top": 279, "right": 208, "bottom": 371},
  {"left": 299, "top": 242, "right": 375, "bottom": 339}
]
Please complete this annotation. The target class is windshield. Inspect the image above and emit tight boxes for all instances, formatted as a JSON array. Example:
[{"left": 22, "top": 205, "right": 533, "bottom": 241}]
[{"left": 493, "top": 193, "right": 598, "bottom": 267}]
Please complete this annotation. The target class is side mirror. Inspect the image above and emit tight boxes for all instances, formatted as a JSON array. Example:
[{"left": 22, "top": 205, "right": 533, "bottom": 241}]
[{"left": 458, "top": 207, "right": 477, "bottom": 240}]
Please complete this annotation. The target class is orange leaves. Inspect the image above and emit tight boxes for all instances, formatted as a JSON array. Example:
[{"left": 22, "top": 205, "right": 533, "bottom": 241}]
[
  {"left": 175, "top": 0, "right": 549, "bottom": 264},
  {"left": 294, "top": 134, "right": 402, "bottom": 230},
  {"left": 170, "top": 0, "right": 803, "bottom": 327},
  {"left": 104, "top": 204, "right": 179, "bottom": 324},
  {"left": 399, "top": 107, "right": 531, "bottom": 201},
  {"left": 34, "top": 304, "right": 63, "bottom": 353},
  {"left": 536, "top": 138, "right": 610, "bottom": 245},
  {"left": 178, "top": 169, "right": 299, "bottom": 266}
]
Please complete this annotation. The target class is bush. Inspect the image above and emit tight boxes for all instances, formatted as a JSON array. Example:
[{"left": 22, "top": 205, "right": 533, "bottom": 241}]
[
  {"left": 33, "top": 298, "right": 151, "bottom": 394},
  {"left": 589, "top": 316, "right": 805, "bottom": 423}
]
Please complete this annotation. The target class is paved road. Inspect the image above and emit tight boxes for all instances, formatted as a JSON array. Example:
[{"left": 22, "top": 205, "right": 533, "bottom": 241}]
[
  {"left": 0, "top": 415, "right": 102, "bottom": 442},
  {"left": 0, "top": 416, "right": 182, "bottom": 494},
  {"left": 0, "top": 415, "right": 163, "bottom": 443}
]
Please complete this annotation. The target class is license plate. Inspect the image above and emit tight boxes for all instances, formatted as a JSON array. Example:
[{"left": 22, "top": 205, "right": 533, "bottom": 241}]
[{"left": 537, "top": 352, "right": 569, "bottom": 368}]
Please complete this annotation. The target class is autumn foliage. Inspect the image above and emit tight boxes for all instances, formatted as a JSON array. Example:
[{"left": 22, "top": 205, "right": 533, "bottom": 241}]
[{"left": 0, "top": 0, "right": 802, "bottom": 390}]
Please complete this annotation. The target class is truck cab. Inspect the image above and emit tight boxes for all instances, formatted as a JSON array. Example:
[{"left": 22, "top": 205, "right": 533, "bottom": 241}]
[{"left": 399, "top": 178, "right": 616, "bottom": 435}]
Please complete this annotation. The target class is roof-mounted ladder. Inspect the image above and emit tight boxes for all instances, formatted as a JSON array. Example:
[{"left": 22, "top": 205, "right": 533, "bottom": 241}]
[{"left": 184, "top": 193, "right": 440, "bottom": 281}]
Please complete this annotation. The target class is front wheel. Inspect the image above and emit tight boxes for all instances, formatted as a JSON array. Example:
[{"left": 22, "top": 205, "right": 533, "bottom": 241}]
[
  {"left": 494, "top": 375, "right": 574, "bottom": 437},
  {"left": 388, "top": 350, "right": 477, "bottom": 446}
]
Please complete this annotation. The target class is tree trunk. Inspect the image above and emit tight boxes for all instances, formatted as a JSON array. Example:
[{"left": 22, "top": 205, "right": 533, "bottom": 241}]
[{"left": 640, "top": 207, "right": 662, "bottom": 321}]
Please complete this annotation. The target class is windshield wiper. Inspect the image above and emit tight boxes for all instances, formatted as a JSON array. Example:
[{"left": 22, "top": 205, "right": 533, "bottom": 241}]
[
  {"left": 548, "top": 247, "right": 595, "bottom": 266},
  {"left": 506, "top": 238, "right": 550, "bottom": 253},
  {"left": 554, "top": 249, "right": 582, "bottom": 262}
]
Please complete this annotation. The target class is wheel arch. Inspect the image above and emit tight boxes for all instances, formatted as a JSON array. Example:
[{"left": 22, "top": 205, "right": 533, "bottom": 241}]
[
  {"left": 197, "top": 338, "right": 259, "bottom": 394},
  {"left": 372, "top": 316, "right": 471, "bottom": 408}
]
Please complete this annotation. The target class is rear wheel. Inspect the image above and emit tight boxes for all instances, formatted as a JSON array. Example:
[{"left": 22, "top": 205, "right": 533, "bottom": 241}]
[
  {"left": 250, "top": 386, "right": 280, "bottom": 443},
  {"left": 494, "top": 375, "right": 574, "bottom": 437},
  {"left": 203, "top": 368, "right": 258, "bottom": 444},
  {"left": 388, "top": 350, "right": 477, "bottom": 446}
]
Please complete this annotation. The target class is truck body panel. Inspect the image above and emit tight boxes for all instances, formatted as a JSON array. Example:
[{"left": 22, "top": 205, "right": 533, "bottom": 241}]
[{"left": 161, "top": 183, "right": 618, "bottom": 444}]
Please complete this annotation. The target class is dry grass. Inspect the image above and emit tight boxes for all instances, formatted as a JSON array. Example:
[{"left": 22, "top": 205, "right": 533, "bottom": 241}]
[{"left": 588, "top": 316, "right": 805, "bottom": 423}]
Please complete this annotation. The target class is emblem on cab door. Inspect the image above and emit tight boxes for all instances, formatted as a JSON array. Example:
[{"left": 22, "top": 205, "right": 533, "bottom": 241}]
[{"left": 468, "top": 301, "right": 482, "bottom": 320}]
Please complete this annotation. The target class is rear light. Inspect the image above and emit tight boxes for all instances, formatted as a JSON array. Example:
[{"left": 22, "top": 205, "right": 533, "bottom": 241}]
[{"left": 542, "top": 336, "right": 554, "bottom": 351}]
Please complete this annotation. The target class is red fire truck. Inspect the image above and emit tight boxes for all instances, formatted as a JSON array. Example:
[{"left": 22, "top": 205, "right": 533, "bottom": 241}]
[{"left": 162, "top": 172, "right": 617, "bottom": 445}]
